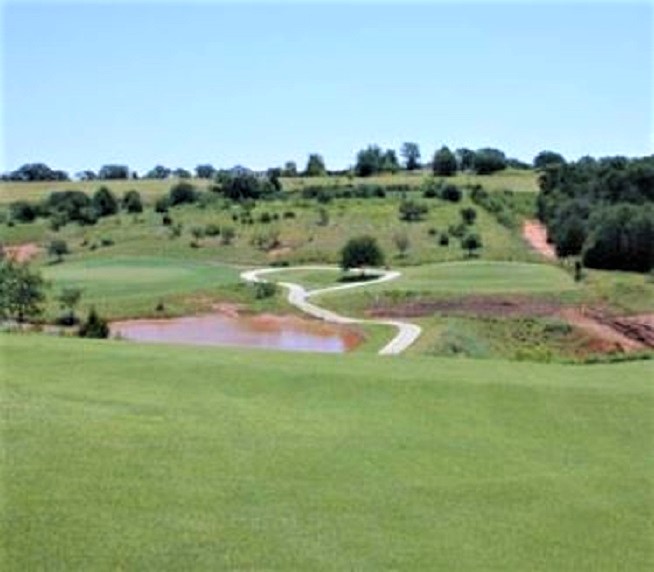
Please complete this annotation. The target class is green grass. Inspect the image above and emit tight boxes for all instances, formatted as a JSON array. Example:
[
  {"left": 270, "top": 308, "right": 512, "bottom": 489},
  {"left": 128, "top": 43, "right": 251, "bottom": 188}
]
[
  {"left": 41, "top": 256, "right": 241, "bottom": 319},
  {"left": 0, "top": 169, "right": 538, "bottom": 206},
  {"left": 0, "top": 193, "right": 541, "bottom": 267},
  {"left": 376, "top": 260, "right": 577, "bottom": 294},
  {"left": 2, "top": 334, "right": 653, "bottom": 570},
  {"left": 281, "top": 168, "right": 539, "bottom": 193}
]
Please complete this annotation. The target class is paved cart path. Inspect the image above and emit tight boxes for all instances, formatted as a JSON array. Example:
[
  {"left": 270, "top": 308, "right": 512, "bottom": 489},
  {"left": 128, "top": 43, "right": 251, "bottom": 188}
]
[{"left": 241, "top": 266, "right": 421, "bottom": 355}]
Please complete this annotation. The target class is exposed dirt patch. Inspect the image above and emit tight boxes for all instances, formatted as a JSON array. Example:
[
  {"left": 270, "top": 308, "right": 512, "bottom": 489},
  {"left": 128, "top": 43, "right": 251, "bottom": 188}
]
[
  {"left": 368, "top": 295, "right": 563, "bottom": 319},
  {"left": 523, "top": 220, "right": 557, "bottom": 260},
  {"left": 560, "top": 309, "right": 646, "bottom": 353},
  {"left": 267, "top": 246, "right": 292, "bottom": 260},
  {"left": 210, "top": 302, "right": 245, "bottom": 318},
  {"left": 3, "top": 243, "right": 41, "bottom": 262},
  {"left": 369, "top": 295, "right": 654, "bottom": 355}
]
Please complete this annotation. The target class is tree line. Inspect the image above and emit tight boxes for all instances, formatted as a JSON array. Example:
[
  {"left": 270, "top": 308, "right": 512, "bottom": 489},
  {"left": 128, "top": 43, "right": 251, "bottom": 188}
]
[
  {"left": 537, "top": 155, "right": 654, "bottom": 272},
  {"left": 1, "top": 146, "right": 559, "bottom": 183}
]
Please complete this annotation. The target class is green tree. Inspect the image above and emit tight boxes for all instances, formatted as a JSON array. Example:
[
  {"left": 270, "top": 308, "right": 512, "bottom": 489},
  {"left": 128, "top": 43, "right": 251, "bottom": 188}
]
[
  {"left": 381, "top": 149, "right": 400, "bottom": 173},
  {"left": 98, "top": 165, "right": 129, "bottom": 180},
  {"left": 282, "top": 161, "right": 298, "bottom": 177},
  {"left": 56, "top": 287, "right": 82, "bottom": 325},
  {"left": 432, "top": 146, "right": 457, "bottom": 176},
  {"left": 393, "top": 230, "right": 410, "bottom": 257},
  {"left": 122, "top": 190, "right": 143, "bottom": 213},
  {"left": 195, "top": 164, "right": 216, "bottom": 179},
  {"left": 399, "top": 199, "right": 428, "bottom": 222},
  {"left": 168, "top": 182, "right": 198, "bottom": 206},
  {"left": 533, "top": 150, "right": 566, "bottom": 169},
  {"left": 78, "top": 307, "right": 110, "bottom": 338},
  {"left": 47, "top": 239, "right": 69, "bottom": 263},
  {"left": 92, "top": 186, "right": 119, "bottom": 217},
  {"left": 461, "top": 233, "right": 483, "bottom": 257},
  {"left": 400, "top": 142, "right": 421, "bottom": 171},
  {"left": 305, "top": 154, "right": 326, "bottom": 177},
  {"left": 355, "top": 146, "right": 383, "bottom": 177},
  {"left": 340, "top": 235, "right": 385, "bottom": 271},
  {"left": 473, "top": 148, "right": 507, "bottom": 174},
  {"left": 455, "top": 148, "right": 476, "bottom": 171},
  {"left": 0, "top": 260, "right": 47, "bottom": 322},
  {"left": 460, "top": 207, "right": 477, "bottom": 225}
]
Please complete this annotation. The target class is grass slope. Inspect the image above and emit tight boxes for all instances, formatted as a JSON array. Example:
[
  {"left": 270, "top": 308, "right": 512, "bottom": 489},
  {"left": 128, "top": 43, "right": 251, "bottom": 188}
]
[
  {"left": 2, "top": 335, "right": 653, "bottom": 570},
  {"left": 41, "top": 256, "right": 242, "bottom": 319},
  {"left": 0, "top": 169, "right": 538, "bottom": 206}
]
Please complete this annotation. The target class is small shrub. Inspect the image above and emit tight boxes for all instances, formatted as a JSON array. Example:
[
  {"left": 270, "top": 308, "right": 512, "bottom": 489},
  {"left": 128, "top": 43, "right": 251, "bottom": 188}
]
[
  {"left": 155, "top": 197, "right": 170, "bottom": 213},
  {"left": 204, "top": 223, "right": 221, "bottom": 237},
  {"left": 78, "top": 307, "right": 109, "bottom": 339},
  {"left": 283, "top": 210, "right": 296, "bottom": 219},
  {"left": 439, "top": 233, "right": 450, "bottom": 246},
  {"left": 428, "top": 227, "right": 438, "bottom": 236},
  {"left": 100, "top": 237, "right": 114, "bottom": 247},
  {"left": 254, "top": 281, "right": 278, "bottom": 299},
  {"left": 221, "top": 226, "right": 236, "bottom": 245},
  {"left": 441, "top": 184, "right": 462, "bottom": 202},
  {"left": 162, "top": 214, "right": 173, "bottom": 226}
]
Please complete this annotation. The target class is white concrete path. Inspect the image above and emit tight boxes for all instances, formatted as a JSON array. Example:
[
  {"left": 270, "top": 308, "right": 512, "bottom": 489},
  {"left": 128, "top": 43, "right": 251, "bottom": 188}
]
[{"left": 240, "top": 266, "right": 422, "bottom": 355}]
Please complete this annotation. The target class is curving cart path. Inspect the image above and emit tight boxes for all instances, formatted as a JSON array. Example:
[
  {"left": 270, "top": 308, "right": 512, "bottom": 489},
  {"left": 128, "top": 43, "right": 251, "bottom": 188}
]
[{"left": 240, "top": 266, "right": 422, "bottom": 355}]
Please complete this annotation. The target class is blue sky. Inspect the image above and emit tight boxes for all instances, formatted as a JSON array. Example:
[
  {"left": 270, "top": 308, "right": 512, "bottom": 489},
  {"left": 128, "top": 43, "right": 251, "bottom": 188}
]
[{"left": 1, "top": 1, "right": 652, "bottom": 174}]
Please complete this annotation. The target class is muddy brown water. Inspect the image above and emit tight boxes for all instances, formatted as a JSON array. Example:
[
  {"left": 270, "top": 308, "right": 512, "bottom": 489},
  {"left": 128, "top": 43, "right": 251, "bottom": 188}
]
[{"left": 111, "top": 313, "right": 362, "bottom": 353}]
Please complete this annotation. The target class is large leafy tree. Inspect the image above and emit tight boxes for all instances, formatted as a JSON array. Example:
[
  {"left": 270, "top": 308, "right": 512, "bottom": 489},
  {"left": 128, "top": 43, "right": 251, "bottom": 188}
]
[
  {"left": 0, "top": 261, "right": 47, "bottom": 323},
  {"left": 400, "top": 142, "right": 421, "bottom": 171},
  {"left": 340, "top": 236, "right": 385, "bottom": 271},
  {"left": 432, "top": 146, "right": 457, "bottom": 176},
  {"left": 472, "top": 148, "right": 507, "bottom": 174},
  {"left": 305, "top": 154, "right": 327, "bottom": 177},
  {"left": 533, "top": 150, "right": 566, "bottom": 169},
  {"left": 92, "top": 186, "right": 119, "bottom": 217}
]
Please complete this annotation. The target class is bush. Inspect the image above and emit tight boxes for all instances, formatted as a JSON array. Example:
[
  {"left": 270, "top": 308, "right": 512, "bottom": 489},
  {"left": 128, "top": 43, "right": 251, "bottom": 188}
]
[
  {"left": 283, "top": 210, "right": 296, "bottom": 219},
  {"left": 439, "top": 233, "right": 450, "bottom": 246},
  {"left": 221, "top": 226, "right": 236, "bottom": 245},
  {"left": 47, "top": 239, "right": 69, "bottom": 262},
  {"left": 254, "top": 281, "right": 278, "bottom": 299},
  {"left": 155, "top": 196, "right": 170, "bottom": 213},
  {"left": 9, "top": 201, "right": 38, "bottom": 223},
  {"left": 340, "top": 235, "right": 385, "bottom": 270},
  {"left": 441, "top": 184, "right": 461, "bottom": 202},
  {"left": 398, "top": 200, "right": 428, "bottom": 222},
  {"left": 204, "top": 223, "right": 221, "bottom": 237},
  {"left": 78, "top": 307, "right": 109, "bottom": 338},
  {"left": 92, "top": 186, "right": 119, "bottom": 217},
  {"left": 168, "top": 182, "right": 198, "bottom": 206},
  {"left": 100, "top": 237, "right": 114, "bottom": 247},
  {"left": 460, "top": 207, "right": 477, "bottom": 225},
  {"left": 122, "top": 190, "right": 143, "bottom": 213}
]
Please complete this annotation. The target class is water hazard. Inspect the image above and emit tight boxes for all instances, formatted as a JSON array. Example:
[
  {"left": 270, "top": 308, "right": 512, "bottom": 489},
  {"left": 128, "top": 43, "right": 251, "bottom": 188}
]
[{"left": 111, "top": 313, "right": 362, "bottom": 353}]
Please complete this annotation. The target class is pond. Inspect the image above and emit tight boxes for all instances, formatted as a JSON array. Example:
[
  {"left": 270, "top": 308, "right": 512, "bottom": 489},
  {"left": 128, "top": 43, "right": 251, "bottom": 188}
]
[{"left": 110, "top": 313, "right": 362, "bottom": 353}]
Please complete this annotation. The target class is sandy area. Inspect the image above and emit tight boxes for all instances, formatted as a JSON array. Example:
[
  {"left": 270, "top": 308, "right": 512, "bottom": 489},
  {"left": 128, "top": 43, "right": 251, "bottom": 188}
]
[{"left": 523, "top": 220, "right": 557, "bottom": 260}]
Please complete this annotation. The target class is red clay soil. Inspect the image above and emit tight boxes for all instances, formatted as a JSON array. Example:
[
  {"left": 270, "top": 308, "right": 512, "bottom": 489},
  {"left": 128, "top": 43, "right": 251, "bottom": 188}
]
[
  {"left": 369, "top": 295, "right": 654, "bottom": 354},
  {"left": 523, "top": 220, "right": 557, "bottom": 260},
  {"left": 367, "top": 295, "right": 563, "bottom": 319},
  {"left": 3, "top": 243, "right": 41, "bottom": 262}
]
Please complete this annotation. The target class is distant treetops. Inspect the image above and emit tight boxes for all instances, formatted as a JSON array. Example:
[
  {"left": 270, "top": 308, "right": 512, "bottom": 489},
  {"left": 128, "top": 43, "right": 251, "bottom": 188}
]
[{"left": 1, "top": 145, "right": 555, "bottom": 183}]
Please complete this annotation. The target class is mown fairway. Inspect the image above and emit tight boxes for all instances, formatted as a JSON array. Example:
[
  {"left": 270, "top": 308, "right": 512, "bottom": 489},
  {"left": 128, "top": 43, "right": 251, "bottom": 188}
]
[
  {"left": 2, "top": 335, "right": 653, "bottom": 570},
  {"left": 42, "top": 256, "right": 241, "bottom": 319}
]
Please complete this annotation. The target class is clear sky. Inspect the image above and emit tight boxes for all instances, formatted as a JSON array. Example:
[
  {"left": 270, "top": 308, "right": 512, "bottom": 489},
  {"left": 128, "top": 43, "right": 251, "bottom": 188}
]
[{"left": 1, "top": 1, "right": 652, "bottom": 175}]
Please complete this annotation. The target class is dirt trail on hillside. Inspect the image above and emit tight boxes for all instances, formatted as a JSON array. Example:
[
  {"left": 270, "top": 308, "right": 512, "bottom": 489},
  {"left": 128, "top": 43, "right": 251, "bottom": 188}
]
[
  {"left": 523, "top": 220, "right": 557, "bottom": 260},
  {"left": 3, "top": 243, "right": 41, "bottom": 262}
]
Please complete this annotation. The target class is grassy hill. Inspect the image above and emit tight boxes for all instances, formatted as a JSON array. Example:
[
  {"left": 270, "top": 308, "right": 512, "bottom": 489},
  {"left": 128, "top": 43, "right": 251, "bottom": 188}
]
[
  {"left": 0, "top": 169, "right": 538, "bottom": 206},
  {"left": 2, "top": 334, "right": 652, "bottom": 570}
]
